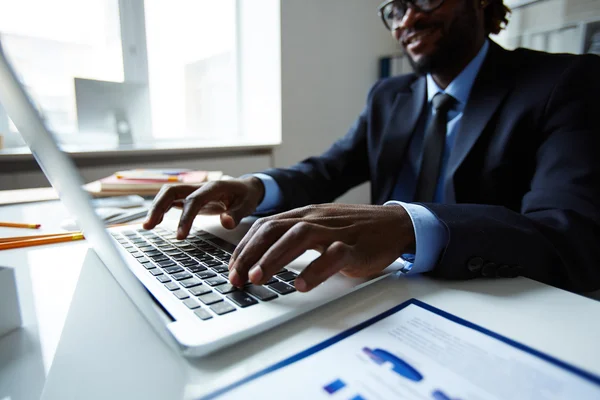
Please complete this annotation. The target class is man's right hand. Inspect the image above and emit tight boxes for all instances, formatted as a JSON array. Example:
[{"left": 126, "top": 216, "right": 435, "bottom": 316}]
[{"left": 142, "top": 176, "right": 266, "bottom": 239}]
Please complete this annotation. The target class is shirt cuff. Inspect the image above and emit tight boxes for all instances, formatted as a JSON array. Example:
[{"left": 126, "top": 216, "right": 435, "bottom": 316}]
[
  {"left": 384, "top": 201, "right": 448, "bottom": 275},
  {"left": 252, "top": 173, "right": 284, "bottom": 213}
]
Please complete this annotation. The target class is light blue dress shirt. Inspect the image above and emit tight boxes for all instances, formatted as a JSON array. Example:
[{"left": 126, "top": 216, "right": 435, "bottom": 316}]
[{"left": 254, "top": 40, "right": 490, "bottom": 274}]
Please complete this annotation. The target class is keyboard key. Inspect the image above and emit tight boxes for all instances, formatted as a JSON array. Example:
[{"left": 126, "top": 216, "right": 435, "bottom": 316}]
[
  {"left": 187, "top": 265, "right": 207, "bottom": 273},
  {"left": 227, "top": 292, "right": 258, "bottom": 308},
  {"left": 164, "top": 250, "right": 183, "bottom": 256},
  {"left": 196, "top": 270, "right": 217, "bottom": 280},
  {"left": 142, "top": 263, "right": 156, "bottom": 270},
  {"left": 194, "top": 308, "right": 213, "bottom": 320},
  {"left": 245, "top": 285, "right": 278, "bottom": 301},
  {"left": 173, "top": 255, "right": 192, "bottom": 262},
  {"left": 181, "top": 259, "right": 202, "bottom": 267},
  {"left": 189, "top": 286, "right": 212, "bottom": 296},
  {"left": 210, "top": 302, "right": 236, "bottom": 315},
  {"left": 163, "top": 265, "right": 184, "bottom": 274},
  {"left": 221, "top": 271, "right": 230, "bottom": 278},
  {"left": 159, "top": 261, "right": 178, "bottom": 269},
  {"left": 203, "top": 260, "right": 222, "bottom": 268},
  {"left": 268, "top": 281, "right": 296, "bottom": 295},
  {"left": 156, "top": 275, "right": 171, "bottom": 284},
  {"left": 144, "top": 250, "right": 162, "bottom": 257},
  {"left": 215, "top": 284, "right": 238, "bottom": 294},
  {"left": 211, "top": 265, "right": 229, "bottom": 273},
  {"left": 151, "top": 255, "right": 170, "bottom": 262},
  {"left": 126, "top": 248, "right": 139, "bottom": 253},
  {"left": 266, "top": 277, "right": 278, "bottom": 285},
  {"left": 180, "top": 278, "right": 203, "bottom": 288},
  {"left": 277, "top": 271, "right": 298, "bottom": 282},
  {"left": 208, "top": 237, "right": 237, "bottom": 253},
  {"left": 137, "top": 257, "right": 150, "bottom": 264},
  {"left": 164, "top": 282, "right": 179, "bottom": 291},
  {"left": 149, "top": 269, "right": 163, "bottom": 276},
  {"left": 172, "top": 272, "right": 193, "bottom": 281},
  {"left": 183, "top": 298, "right": 201, "bottom": 309},
  {"left": 274, "top": 268, "right": 288, "bottom": 275},
  {"left": 138, "top": 246, "right": 154, "bottom": 252},
  {"left": 216, "top": 255, "right": 231, "bottom": 262},
  {"left": 173, "top": 290, "right": 190, "bottom": 300},
  {"left": 198, "top": 293, "right": 223, "bottom": 305},
  {"left": 205, "top": 277, "right": 227, "bottom": 287}
]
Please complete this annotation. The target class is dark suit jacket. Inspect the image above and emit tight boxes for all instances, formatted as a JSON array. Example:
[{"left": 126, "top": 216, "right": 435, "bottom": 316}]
[{"left": 262, "top": 41, "right": 600, "bottom": 292}]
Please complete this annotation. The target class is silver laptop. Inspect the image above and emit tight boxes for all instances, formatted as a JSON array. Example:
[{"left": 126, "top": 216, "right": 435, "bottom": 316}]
[{"left": 0, "top": 43, "right": 394, "bottom": 357}]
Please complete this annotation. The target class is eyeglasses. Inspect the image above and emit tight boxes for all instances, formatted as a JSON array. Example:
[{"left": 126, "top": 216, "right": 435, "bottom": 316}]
[{"left": 377, "top": 0, "right": 445, "bottom": 31}]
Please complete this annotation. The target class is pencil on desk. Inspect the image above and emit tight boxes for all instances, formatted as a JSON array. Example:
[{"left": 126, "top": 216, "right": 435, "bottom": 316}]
[
  {"left": 0, "top": 222, "right": 141, "bottom": 245},
  {"left": 0, "top": 231, "right": 79, "bottom": 244},
  {"left": 0, "top": 233, "right": 85, "bottom": 251},
  {"left": 0, "top": 222, "right": 41, "bottom": 229}
]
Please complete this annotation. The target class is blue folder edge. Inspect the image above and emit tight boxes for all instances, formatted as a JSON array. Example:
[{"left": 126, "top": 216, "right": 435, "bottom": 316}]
[{"left": 200, "top": 298, "right": 600, "bottom": 399}]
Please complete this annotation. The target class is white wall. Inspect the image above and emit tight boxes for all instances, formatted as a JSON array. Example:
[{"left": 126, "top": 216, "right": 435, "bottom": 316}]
[{"left": 277, "top": 0, "right": 398, "bottom": 204}]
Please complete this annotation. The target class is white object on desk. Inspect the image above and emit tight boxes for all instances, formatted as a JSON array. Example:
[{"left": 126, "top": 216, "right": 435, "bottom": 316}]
[{"left": 0, "top": 267, "right": 22, "bottom": 338}]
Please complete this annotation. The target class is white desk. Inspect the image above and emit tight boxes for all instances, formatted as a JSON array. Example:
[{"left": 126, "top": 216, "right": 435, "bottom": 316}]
[{"left": 1, "top": 200, "right": 600, "bottom": 400}]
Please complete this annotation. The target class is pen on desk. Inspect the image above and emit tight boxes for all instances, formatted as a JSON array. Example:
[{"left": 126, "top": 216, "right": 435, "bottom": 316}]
[
  {"left": 0, "top": 233, "right": 85, "bottom": 251},
  {"left": 0, "top": 222, "right": 41, "bottom": 229}
]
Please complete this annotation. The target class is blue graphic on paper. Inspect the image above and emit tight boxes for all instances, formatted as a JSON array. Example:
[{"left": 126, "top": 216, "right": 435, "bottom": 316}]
[
  {"left": 323, "top": 378, "right": 346, "bottom": 394},
  {"left": 362, "top": 347, "right": 423, "bottom": 382}
]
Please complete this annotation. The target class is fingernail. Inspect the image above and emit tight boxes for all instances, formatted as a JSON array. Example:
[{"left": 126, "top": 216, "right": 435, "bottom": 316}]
[
  {"left": 295, "top": 277, "right": 307, "bottom": 292},
  {"left": 249, "top": 265, "right": 263, "bottom": 283}
]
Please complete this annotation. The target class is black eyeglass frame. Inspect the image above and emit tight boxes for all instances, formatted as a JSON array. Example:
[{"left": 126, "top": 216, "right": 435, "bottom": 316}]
[{"left": 377, "top": 0, "right": 445, "bottom": 31}]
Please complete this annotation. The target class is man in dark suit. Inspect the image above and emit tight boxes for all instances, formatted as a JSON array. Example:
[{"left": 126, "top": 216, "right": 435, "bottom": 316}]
[{"left": 144, "top": 0, "right": 600, "bottom": 294}]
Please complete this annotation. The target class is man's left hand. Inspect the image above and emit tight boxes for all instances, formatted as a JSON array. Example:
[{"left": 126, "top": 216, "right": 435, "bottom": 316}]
[{"left": 228, "top": 204, "right": 415, "bottom": 292}]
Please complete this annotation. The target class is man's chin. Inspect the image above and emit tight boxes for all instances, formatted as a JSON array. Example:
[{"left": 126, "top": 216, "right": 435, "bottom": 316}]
[{"left": 407, "top": 53, "right": 438, "bottom": 76}]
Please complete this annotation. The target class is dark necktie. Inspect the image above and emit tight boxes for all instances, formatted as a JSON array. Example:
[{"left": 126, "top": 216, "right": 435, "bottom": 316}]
[{"left": 414, "top": 92, "right": 455, "bottom": 203}]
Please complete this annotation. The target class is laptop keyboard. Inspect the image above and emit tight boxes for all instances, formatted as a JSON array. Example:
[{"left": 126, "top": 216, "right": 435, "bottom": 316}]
[{"left": 110, "top": 227, "right": 297, "bottom": 321}]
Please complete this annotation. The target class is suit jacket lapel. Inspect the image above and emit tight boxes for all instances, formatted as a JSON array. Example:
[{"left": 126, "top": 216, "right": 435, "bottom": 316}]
[
  {"left": 376, "top": 76, "right": 426, "bottom": 203},
  {"left": 444, "top": 42, "right": 514, "bottom": 201}
]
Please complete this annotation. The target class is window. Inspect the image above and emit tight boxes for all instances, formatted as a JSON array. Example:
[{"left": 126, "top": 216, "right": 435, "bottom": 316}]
[
  {"left": 144, "top": 0, "right": 238, "bottom": 141},
  {"left": 0, "top": 0, "right": 123, "bottom": 139},
  {"left": 0, "top": 0, "right": 242, "bottom": 148}
]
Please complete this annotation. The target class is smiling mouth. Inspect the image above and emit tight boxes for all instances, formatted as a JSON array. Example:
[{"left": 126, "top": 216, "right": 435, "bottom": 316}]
[{"left": 403, "top": 27, "right": 438, "bottom": 48}]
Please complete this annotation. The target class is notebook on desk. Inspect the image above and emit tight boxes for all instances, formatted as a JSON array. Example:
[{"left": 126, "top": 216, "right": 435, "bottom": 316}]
[{"left": 0, "top": 43, "right": 395, "bottom": 357}]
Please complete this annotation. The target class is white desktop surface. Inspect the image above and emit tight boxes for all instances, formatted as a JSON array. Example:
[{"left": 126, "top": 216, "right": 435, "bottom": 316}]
[{"left": 1, "top": 200, "right": 600, "bottom": 400}]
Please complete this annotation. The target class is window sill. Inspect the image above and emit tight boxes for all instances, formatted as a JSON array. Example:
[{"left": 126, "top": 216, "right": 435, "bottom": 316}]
[{"left": 0, "top": 139, "right": 280, "bottom": 163}]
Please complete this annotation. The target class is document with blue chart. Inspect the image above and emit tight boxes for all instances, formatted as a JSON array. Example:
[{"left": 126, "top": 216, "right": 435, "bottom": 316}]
[{"left": 202, "top": 299, "right": 600, "bottom": 400}]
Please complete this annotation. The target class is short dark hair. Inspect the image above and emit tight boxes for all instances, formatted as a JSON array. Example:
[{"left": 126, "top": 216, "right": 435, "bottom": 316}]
[{"left": 485, "top": 0, "right": 511, "bottom": 35}]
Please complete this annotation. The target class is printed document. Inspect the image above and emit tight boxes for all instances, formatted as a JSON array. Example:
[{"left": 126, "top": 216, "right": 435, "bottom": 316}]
[{"left": 204, "top": 299, "right": 600, "bottom": 400}]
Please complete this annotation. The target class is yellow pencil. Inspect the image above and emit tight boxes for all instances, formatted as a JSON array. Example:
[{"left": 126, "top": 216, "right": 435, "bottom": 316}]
[
  {"left": 0, "top": 231, "right": 79, "bottom": 244},
  {"left": 0, "top": 222, "right": 41, "bottom": 229},
  {"left": 0, "top": 233, "right": 85, "bottom": 251}
]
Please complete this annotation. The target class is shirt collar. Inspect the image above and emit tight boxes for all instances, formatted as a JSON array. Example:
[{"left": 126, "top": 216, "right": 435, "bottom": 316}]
[{"left": 426, "top": 39, "right": 490, "bottom": 108}]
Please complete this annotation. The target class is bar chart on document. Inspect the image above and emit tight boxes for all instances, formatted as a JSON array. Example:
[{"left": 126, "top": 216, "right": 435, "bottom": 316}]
[{"left": 208, "top": 300, "right": 600, "bottom": 400}]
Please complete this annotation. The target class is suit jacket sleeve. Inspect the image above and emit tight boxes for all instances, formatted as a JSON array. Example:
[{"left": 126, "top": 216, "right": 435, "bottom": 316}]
[
  {"left": 423, "top": 55, "right": 600, "bottom": 293},
  {"left": 258, "top": 82, "right": 383, "bottom": 212}
]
